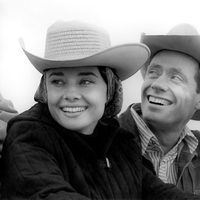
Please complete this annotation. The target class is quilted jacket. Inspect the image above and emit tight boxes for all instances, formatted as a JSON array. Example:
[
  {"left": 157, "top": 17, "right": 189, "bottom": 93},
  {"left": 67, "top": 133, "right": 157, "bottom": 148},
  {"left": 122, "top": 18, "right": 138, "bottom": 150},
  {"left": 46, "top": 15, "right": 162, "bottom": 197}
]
[{"left": 0, "top": 103, "right": 199, "bottom": 199}]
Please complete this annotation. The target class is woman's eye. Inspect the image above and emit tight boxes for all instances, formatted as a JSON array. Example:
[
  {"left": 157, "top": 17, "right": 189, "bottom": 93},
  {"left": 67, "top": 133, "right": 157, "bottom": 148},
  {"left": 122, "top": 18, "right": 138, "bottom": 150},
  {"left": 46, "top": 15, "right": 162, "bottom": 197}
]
[
  {"left": 80, "top": 80, "right": 94, "bottom": 86},
  {"left": 51, "top": 80, "right": 65, "bottom": 86}
]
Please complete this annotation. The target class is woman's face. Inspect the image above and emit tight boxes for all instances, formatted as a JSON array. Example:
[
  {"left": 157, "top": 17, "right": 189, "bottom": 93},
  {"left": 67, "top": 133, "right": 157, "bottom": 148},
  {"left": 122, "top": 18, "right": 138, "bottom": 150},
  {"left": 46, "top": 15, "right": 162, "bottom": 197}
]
[{"left": 46, "top": 66, "right": 107, "bottom": 135}]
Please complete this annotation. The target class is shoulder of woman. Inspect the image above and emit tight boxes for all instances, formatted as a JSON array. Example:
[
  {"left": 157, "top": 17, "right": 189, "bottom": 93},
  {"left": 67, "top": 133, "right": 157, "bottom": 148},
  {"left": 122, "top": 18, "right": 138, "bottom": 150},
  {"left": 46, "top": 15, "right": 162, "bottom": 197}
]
[
  {"left": 8, "top": 103, "right": 52, "bottom": 128},
  {"left": 5, "top": 103, "right": 56, "bottom": 146}
]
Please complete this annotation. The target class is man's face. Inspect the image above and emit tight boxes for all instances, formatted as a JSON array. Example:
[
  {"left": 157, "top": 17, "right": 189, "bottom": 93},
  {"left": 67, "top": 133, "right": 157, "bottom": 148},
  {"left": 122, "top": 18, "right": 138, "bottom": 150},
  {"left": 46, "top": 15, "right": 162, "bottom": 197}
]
[{"left": 141, "top": 50, "right": 200, "bottom": 128}]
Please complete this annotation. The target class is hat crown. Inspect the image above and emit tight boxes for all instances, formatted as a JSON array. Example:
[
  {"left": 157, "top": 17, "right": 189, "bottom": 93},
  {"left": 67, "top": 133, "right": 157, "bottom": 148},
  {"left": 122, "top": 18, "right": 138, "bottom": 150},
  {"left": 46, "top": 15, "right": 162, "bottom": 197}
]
[
  {"left": 168, "top": 23, "right": 199, "bottom": 35},
  {"left": 44, "top": 21, "right": 111, "bottom": 60}
]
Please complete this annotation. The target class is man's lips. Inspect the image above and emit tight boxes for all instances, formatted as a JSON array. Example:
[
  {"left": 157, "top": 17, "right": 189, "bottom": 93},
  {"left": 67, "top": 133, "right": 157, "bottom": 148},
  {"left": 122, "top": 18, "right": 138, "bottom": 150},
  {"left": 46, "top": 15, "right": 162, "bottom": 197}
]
[{"left": 147, "top": 95, "right": 173, "bottom": 106}]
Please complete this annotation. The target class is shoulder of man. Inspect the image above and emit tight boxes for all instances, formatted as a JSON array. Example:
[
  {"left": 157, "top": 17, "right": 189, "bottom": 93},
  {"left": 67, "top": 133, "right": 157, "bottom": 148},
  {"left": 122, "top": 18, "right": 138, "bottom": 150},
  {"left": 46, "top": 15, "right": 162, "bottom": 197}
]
[
  {"left": 191, "top": 130, "right": 200, "bottom": 156},
  {"left": 192, "top": 130, "right": 200, "bottom": 141},
  {"left": 118, "top": 103, "right": 140, "bottom": 134}
]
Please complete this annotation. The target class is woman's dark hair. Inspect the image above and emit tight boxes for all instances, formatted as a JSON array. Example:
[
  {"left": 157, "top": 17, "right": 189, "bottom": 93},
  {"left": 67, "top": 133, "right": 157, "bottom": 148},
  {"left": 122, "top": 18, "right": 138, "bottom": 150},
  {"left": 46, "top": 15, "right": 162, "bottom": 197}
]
[{"left": 97, "top": 66, "right": 118, "bottom": 84}]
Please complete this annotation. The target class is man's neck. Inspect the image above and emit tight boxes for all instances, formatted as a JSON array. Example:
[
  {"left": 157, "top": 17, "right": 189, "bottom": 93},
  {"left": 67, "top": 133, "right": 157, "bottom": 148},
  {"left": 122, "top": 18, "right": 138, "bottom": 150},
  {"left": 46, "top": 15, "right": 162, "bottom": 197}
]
[{"left": 146, "top": 121, "right": 184, "bottom": 154}]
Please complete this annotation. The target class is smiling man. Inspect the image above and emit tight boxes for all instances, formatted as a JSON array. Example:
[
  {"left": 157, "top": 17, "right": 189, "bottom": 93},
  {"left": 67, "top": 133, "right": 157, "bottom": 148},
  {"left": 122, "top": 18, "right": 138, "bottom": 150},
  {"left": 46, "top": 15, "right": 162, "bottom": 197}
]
[{"left": 119, "top": 24, "right": 200, "bottom": 194}]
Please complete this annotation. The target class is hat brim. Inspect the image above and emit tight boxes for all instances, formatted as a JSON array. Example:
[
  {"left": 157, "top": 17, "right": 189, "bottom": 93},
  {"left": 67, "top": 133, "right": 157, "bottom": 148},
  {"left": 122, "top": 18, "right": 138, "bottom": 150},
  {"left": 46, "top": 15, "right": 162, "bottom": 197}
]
[
  {"left": 141, "top": 35, "right": 200, "bottom": 62},
  {"left": 21, "top": 43, "right": 150, "bottom": 81},
  {"left": 141, "top": 34, "right": 200, "bottom": 121}
]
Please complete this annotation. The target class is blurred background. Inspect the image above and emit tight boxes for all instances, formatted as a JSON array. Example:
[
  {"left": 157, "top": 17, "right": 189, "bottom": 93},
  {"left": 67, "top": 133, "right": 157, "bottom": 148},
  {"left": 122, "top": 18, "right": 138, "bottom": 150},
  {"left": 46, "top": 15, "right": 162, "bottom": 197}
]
[{"left": 0, "top": 0, "right": 199, "bottom": 129}]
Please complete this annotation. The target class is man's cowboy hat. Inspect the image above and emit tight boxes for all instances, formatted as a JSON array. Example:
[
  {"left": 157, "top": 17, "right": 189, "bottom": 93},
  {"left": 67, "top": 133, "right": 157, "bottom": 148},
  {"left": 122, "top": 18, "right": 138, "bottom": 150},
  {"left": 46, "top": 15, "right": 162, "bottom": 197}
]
[
  {"left": 140, "top": 23, "right": 200, "bottom": 120},
  {"left": 20, "top": 20, "right": 150, "bottom": 81}
]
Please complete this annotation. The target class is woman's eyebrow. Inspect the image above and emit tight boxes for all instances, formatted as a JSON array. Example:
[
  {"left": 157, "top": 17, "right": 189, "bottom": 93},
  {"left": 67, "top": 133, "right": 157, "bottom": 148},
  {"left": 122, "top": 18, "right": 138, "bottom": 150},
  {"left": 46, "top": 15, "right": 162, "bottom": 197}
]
[
  {"left": 78, "top": 72, "right": 98, "bottom": 77},
  {"left": 48, "top": 71, "right": 98, "bottom": 78},
  {"left": 48, "top": 72, "right": 64, "bottom": 77}
]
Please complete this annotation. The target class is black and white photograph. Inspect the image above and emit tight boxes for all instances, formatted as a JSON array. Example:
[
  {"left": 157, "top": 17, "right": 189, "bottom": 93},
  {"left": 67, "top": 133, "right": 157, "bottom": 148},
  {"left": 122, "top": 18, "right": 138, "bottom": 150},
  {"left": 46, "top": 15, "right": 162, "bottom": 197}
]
[{"left": 0, "top": 0, "right": 200, "bottom": 199}]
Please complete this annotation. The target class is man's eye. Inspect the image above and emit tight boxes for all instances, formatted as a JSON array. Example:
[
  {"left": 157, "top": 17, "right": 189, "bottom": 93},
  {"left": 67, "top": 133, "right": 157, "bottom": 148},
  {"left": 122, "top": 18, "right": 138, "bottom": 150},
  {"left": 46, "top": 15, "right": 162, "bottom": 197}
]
[
  {"left": 147, "top": 70, "right": 159, "bottom": 78},
  {"left": 148, "top": 70, "right": 157, "bottom": 74},
  {"left": 171, "top": 74, "right": 183, "bottom": 82}
]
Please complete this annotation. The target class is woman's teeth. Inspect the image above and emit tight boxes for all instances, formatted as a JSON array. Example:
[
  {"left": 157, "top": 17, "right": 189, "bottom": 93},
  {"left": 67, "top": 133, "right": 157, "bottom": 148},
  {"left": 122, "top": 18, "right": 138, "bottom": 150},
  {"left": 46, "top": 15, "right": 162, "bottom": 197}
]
[{"left": 62, "top": 106, "right": 87, "bottom": 113}]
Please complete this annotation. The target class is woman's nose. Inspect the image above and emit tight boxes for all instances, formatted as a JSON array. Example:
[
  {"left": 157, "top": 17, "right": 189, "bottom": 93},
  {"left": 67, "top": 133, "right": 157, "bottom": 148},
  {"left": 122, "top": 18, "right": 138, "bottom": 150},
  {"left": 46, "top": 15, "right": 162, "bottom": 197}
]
[{"left": 63, "top": 87, "right": 81, "bottom": 102}]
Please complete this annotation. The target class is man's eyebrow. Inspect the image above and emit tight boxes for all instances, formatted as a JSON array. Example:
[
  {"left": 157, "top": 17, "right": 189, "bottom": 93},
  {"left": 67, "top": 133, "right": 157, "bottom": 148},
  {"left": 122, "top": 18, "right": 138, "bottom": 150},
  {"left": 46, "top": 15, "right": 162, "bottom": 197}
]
[
  {"left": 78, "top": 72, "right": 98, "bottom": 77},
  {"left": 148, "top": 63, "right": 161, "bottom": 69},
  {"left": 146, "top": 64, "right": 159, "bottom": 72},
  {"left": 170, "top": 68, "right": 183, "bottom": 74},
  {"left": 48, "top": 72, "right": 64, "bottom": 77}
]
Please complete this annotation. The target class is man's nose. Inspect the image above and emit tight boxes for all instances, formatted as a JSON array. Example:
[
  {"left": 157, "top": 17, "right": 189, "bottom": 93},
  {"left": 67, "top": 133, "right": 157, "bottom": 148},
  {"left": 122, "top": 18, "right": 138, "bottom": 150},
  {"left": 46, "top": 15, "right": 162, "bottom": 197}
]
[{"left": 151, "top": 76, "right": 168, "bottom": 92}]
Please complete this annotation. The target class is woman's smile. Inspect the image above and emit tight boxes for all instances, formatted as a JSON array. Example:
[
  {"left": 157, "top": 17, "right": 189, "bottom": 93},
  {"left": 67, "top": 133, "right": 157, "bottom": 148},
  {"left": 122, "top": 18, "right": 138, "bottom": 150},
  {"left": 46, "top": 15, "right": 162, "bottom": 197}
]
[{"left": 61, "top": 106, "right": 88, "bottom": 113}]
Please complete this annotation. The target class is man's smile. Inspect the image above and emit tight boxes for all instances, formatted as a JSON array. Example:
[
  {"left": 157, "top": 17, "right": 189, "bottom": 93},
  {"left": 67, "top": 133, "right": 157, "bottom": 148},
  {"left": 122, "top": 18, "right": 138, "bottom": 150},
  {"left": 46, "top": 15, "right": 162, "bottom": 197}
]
[{"left": 147, "top": 95, "right": 172, "bottom": 106}]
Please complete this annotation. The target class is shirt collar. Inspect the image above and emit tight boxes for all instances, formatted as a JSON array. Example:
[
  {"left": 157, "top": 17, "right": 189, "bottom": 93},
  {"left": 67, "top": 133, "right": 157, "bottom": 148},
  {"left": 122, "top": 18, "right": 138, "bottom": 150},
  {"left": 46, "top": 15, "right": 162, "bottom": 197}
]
[
  {"left": 130, "top": 104, "right": 156, "bottom": 155},
  {"left": 130, "top": 104, "right": 198, "bottom": 155}
]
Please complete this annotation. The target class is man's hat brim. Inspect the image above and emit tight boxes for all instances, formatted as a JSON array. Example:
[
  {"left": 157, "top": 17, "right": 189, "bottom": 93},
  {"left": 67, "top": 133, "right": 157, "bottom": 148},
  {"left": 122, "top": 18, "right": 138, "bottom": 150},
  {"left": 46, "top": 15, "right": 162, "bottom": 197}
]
[
  {"left": 141, "top": 34, "right": 200, "bottom": 121},
  {"left": 141, "top": 35, "right": 200, "bottom": 62},
  {"left": 22, "top": 43, "right": 150, "bottom": 81}
]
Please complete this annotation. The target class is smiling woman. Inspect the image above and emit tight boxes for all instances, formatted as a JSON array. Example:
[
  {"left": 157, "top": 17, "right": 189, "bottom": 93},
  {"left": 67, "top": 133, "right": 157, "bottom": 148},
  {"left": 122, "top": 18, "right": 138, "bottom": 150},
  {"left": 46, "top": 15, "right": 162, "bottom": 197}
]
[{"left": 45, "top": 67, "right": 108, "bottom": 135}]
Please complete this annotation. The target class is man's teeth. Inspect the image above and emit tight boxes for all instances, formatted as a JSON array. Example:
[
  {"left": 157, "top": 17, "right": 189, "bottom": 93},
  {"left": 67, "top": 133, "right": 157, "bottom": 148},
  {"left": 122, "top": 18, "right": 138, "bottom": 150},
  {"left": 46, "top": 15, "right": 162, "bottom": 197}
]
[
  {"left": 148, "top": 96, "right": 171, "bottom": 106},
  {"left": 62, "top": 107, "right": 86, "bottom": 113}
]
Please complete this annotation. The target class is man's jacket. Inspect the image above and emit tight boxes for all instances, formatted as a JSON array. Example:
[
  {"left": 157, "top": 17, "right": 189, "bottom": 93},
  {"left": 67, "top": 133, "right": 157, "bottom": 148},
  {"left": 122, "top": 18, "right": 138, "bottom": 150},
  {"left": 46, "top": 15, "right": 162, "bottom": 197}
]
[{"left": 119, "top": 103, "right": 200, "bottom": 195}]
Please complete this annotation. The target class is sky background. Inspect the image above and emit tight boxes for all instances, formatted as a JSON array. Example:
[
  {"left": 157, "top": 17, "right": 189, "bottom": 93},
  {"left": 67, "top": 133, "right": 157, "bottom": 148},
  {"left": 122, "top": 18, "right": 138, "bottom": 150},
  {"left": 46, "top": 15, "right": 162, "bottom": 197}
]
[{"left": 0, "top": 0, "right": 199, "bottom": 129}]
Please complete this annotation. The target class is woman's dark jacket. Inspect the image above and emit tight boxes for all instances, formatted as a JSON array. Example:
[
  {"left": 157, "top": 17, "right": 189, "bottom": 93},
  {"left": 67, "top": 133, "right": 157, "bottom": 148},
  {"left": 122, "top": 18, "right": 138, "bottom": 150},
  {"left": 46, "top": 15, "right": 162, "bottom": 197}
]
[
  {"left": 119, "top": 103, "right": 200, "bottom": 195},
  {"left": 0, "top": 103, "right": 198, "bottom": 200}
]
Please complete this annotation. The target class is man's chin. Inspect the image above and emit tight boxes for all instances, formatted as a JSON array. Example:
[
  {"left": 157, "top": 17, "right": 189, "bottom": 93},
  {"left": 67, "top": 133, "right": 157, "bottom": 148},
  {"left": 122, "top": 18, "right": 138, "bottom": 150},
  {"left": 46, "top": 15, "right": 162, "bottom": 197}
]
[{"left": 143, "top": 112, "right": 165, "bottom": 124}]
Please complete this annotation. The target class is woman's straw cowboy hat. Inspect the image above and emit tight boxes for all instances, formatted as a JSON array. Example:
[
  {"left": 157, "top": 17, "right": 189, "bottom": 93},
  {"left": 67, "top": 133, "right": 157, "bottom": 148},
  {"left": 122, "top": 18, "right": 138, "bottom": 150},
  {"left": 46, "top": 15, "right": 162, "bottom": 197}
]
[
  {"left": 20, "top": 20, "right": 150, "bottom": 81},
  {"left": 140, "top": 23, "right": 200, "bottom": 120}
]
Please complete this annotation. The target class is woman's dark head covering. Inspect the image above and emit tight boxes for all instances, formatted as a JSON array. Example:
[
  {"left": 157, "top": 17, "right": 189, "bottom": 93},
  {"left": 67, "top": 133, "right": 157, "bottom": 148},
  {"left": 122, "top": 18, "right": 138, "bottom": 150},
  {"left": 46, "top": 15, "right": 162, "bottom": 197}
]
[{"left": 34, "top": 67, "right": 123, "bottom": 119}]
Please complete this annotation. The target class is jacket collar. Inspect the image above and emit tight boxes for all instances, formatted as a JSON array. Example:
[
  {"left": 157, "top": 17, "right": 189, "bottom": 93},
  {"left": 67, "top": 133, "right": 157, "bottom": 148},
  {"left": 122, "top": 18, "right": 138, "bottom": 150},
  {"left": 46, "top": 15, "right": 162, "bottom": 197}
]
[
  {"left": 58, "top": 118, "right": 120, "bottom": 158},
  {"left": 118, "top": 103, "right": 141, "bottom": 145},
  {"left": 9, "top": 103, "right": 120, "bottom": 159},
  {"left": 119, "top": 103, "right": 142, "bottom": 131}
]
